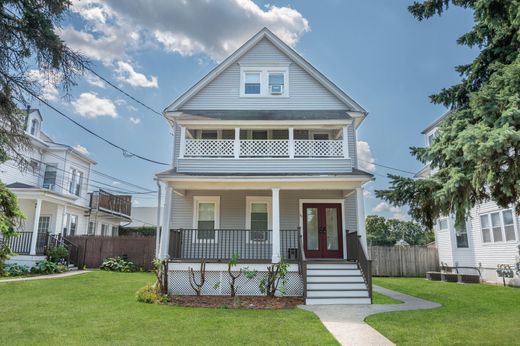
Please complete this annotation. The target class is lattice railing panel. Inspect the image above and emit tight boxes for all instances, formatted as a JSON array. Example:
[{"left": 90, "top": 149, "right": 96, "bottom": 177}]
[
  {"left": 294, "top": 140, "right": 343, "bottom": 157},
  {"left": 184, "top": 139, "right": 234, "bottom": 157},
  {"left": 240, "top": 140, "right": 289, "bottom": 157}
]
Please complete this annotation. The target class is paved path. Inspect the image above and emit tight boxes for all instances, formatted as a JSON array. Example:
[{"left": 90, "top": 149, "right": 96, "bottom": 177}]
[
  {"left": 0, "top": 270, "right": 90, "bottom": 283},
  {"left": 300, "top": 285, "right": 441, "bottom": 346}
]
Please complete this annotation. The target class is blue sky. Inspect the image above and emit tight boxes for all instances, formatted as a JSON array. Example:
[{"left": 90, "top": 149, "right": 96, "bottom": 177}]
[{"left": 33, "top": 0, "right": 476, "bottom": 216}]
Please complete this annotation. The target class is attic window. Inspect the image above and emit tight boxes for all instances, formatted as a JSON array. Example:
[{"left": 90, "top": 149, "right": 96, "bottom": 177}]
[
  {"left": 244, "top": 73, "right": 261, "bottom": 94},
  {"left": 30, "top": 119, "right": 39, "bottom": 136},
  {"left": 240, "top": 66, "right": 288, "bottom": 97}
]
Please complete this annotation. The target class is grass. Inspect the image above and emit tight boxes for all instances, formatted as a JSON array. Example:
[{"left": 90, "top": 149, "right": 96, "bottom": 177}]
[
  {"left": 0, "top": 271, "right": 337, "bottom": 346},
  {"left": 372, "top": 290, "right": 402, "bottom": 304},
  {"left": 367, "top": 277, "right": 520, "bottom": 345}
]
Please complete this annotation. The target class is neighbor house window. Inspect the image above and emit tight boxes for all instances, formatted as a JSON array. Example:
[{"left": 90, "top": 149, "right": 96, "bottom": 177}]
[
  {"left": 38, "top": 216, "right": 50, "bottom": 233},
  {"left": 111, "top": 226, "right": 118, "bottom": 237},
  {"left": 87, "top": 221, "right": 96, "bottom": 235},
  {"left": 455, "top": 221, "right": 469, "bottom": 248},
  {"left": 68, "top": 168, "right": 83, "bottom": 196},
  {"left": 246, "top": 197, "right": 271, "bottom": 242},
  {"left": 101, "top": 224, "right": 108, "bottom": 236},
  {"left": 69, "top": 215, "right": 77, "bottom": 236},
  {"left": 244, "top": 72, "right": 261, "bottom": 95},
  {"left": 480, "top": 210, "right": 517, "bottom": 243},
  {"left": 29, "top": 159, "right": 39, "bottom": 175},
  {"left": 438, "top": 218, "right": 448, "bottom": 231},
  {"left": 30, "top": 119, "right": 39, "bottom": 136},
  {"left": 193, "top": 196, "right": 220, "bottom": 242},
  {"left": 43, "top": 164, "right": 57, "bottom": 190}
]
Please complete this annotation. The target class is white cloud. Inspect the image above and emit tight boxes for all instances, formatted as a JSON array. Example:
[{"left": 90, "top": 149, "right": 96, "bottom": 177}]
[
  {"left": 357, "top": 140, "right": 376, "bottom": 173},
  {"left": 129, "top": 117, "right": 141, "bottom": 125},
  {"left": 73, "top": 144, "right": 89, "bottom": 155},
  {"left": 127, "top": 105, "right": 138, "bottom": 112},
  {"left": 115, "top": 61, "right": 158, "bottom": 88},
  {"left": 372, "top": 202, "right": 400, "bottom": 214},
  {"left": 64, "top": 0, "right": 310, "bottom": 62},
  {"left": 27, "top": 70, "right": 59, "bottom": 101},
  {"left": 71, "top": 92, "right": 118, "bottom": 118},
  {"left": 363, "top": 190, "right": 373, "bottom": 198},
  {"left": 84, "top": 72, "right": 106, "bottom": 88},
  {"left": 392, "top": 212, "right": 410, "bottom": 221}
]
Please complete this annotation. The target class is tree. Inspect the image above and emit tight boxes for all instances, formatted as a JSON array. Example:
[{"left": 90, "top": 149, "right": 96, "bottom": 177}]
[
  {"left": 0, "top": 1, "right": 87, "bottom": 265},
  {"left": 376, "top": 1, "right": 520, "bottom": 229},
  {"left": 366, "top": 215, "right": 435, "bottom": 246}
]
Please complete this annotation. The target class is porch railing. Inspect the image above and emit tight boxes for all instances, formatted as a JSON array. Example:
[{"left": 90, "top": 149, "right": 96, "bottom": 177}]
[
  {"left": 0, "top": 232, "right": 48, "bottom": 255},
  {"left": 169, "top": 229, "right": 300, "bottom": 262},
  {"left": 183, "top": 139, "right": 345, "bottom": 158},
  {"left": 347, "top": 231, "right": 372, "bottom": 302}
]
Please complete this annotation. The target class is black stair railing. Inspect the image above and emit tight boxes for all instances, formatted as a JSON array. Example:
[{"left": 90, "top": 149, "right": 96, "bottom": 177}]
[
  {"left": 346, "top": 230, "right": 372, "bottom": 302},
  {"left": 47, "top": 234, "right": 79, "bottom": 267}
]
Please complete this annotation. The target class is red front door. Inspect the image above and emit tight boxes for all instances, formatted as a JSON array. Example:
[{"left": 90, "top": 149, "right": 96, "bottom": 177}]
[{"left": 303, "top": 203, "right": 343, "bottom": 258}]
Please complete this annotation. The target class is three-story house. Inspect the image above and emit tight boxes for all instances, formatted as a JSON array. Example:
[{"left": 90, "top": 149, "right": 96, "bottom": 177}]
[{"left": 156, "top": 28, "right": 373, "bottom": 304}]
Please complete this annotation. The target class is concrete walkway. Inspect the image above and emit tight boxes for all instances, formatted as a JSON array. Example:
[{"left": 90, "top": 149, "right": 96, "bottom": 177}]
[
  {"left": 300, "top": 285, "right": 441, "bottom": 346},
  {"left": 0, "top": 270, "right": 89, "bottom": 283}
]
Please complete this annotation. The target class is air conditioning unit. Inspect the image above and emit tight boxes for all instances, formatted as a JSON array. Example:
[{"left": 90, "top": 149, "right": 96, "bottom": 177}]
[
  {"left": 43, "top": 183, "right": 55, "bottom": 191},
  {"left": 269, "top": 84, "right": 283, "bottom": 95}
]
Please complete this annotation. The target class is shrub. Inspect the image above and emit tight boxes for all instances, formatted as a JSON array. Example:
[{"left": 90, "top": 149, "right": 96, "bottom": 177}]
[
  {"left": 100, "top": 256, "right": 136, "bottom": 272},
  {"left": 46, "top": 245, "right": 69, "bottom": 264},
  {"left": 31, "top": 260, "right": 68, "bottom": 275},
  {"left": 136, "top": 283, "right": 168, "bottom": 304},
  {"left": 6, "top": 263, "right": 30, "bottom": 277}
]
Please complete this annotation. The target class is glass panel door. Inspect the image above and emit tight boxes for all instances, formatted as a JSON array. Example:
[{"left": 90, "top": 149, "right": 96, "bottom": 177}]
[
  {"left": 303, "top": 203, "right": 343, "bottom": 258},
  {"left": 305, "top": 207, "right": 319, "bottom": 251}
]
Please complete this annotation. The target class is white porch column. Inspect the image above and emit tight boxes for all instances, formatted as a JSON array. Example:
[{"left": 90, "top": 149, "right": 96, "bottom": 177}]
[
  {"left": 155, "top": 180, "right": 162, "bottom": 258},
  {"left": 288, "top": 128, "right": 294, "bottom": 159},
  {"left": 355, "top": 187, "right": 368, "bottom": 255},
  {"left": 29, "top": 199, "right": 42, "bottom": 255},
  {"left": 271, "top": 188, "right": 281, "bottom": 263},
  {"left": 159, "top": 185, "right": 173, "bottom": 259},
  {"left": 55, "top": 205, "right": 64, "bottom": 235},
  {"left": 343, "top": 126, "right": 350, "bottom": 159},
  {"left": 178, "top": 126, "right": 186, "bottom": 159},
  {"left": 60, "top": 205, "right": 68, "bottom": 235},
  {"left": 234, "top": 128, "right": 240, "bottom": 159}
]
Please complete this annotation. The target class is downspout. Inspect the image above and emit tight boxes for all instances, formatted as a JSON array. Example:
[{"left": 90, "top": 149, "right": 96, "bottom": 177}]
[{"left": 155, "top": 179, "right": 162, "bottom": 258}]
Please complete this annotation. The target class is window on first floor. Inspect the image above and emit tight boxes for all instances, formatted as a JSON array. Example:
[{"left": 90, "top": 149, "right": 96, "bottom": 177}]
[
  {"left": 111, "top": 225, "right": 118, "bottom": 237},
  {"left": 101, "top": 224, "right": 108, "bottom": 236},
  {"left": 87, "top": 221, "right": 96, "bottom": 235},
  {"left": 246, "top": 197, "right": 271, "bottom": 242},
  {"left": 480, "top": 209, "right": 517, "bottom": 243},
  {"left": 193, "top": 196, "right": 220, "bottom": 241},
  {"left": 455, "top": 221, "right": 469, "bottom": 248},
  {"left": 38, "top": 216, "right": 50, "bottom": 233},
  {"left": 68, "top": 215, "right": 77, "bottom": 236}
]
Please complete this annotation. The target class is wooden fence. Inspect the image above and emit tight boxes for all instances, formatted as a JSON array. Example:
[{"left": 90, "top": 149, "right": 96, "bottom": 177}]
[
  {"left": 66, "top": 236, "right": 156, "bottom": 271},
  {"left": 369, "top": 245, "right": 439, "bottom": 277}
]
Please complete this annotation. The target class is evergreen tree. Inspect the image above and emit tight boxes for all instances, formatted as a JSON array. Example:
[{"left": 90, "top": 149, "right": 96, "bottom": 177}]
[{"left": 376, "top": 0, "right": 520, "bottom": 229}]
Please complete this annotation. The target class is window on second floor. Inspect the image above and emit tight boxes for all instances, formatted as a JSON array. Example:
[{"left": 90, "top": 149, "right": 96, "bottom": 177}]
[
  {"left": 244, "top": 72, "right": 261, "bottom": 95},
  {"left": 30, "top": 119, "right": 39, "bottom": 136},
  {"left": 43, "top": 164, "right": 57, "bottom": 190},
  {"left": 438, "top": 218, "right": 448, "bottom": 231},
  {"left": 240, "top": 67, "right": 288, "bottom": 97},
  {"left": 68, "top": 168, "right": 83, "bottom": 196}
]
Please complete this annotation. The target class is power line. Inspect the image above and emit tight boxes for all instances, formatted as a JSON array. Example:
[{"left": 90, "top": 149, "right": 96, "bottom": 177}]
[
  {"left": 85, "top": 67, "right": 165, "bottom": 118},
  {"left": 358, "top": 158, "right": 416, "bottom": 176},
  {"left": 3, "top": 72, "right": 170, "bottom": 166}
]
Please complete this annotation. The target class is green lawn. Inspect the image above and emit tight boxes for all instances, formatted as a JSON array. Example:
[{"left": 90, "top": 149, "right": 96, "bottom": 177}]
[
  {"left": 368, "top": 277, "right": 520, "bottom": 345},
  {"left": 372, "top": 290, "right": 402, "bottom": 304},
  {"left": 0, "top": 271, "right": 337, "bottom": 346}
]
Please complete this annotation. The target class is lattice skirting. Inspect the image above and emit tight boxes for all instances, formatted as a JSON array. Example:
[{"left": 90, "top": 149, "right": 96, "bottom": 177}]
[{"left": 168, "top": 270, "right": 303, "bottom": 296}]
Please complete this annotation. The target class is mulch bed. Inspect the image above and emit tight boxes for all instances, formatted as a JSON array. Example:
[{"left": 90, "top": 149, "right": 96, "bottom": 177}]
[{"left": 169, "top": 295, "right": 304, "bottom": 309}]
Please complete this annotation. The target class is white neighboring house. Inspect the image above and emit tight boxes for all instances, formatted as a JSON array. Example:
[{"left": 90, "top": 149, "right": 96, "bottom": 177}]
[
  {"left": 417, "top": 112, "right": 520, "bottom": 286},
  {"left": 156, "top": 28, "right": 373, "bottom": 304},
  {"left": 127, "top": 207, "right": 161, "bottom": 228},
  {"left": 0, "top": 109, "right": 132, "bottom": 267}
]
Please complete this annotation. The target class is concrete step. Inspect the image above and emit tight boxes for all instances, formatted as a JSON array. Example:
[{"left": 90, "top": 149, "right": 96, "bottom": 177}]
[
  {"left": 306, "top": 263, "right": 358, "bottom": 270},
  {"left": 307, "top": 275, "right": 363, "bottom": 283},
  {"left": 307, "top": 289, "right": 369, "bottom": 298},
  {"left": 307, "top": 269, "right": 362, "bottom": 276},
  {"left": 307, "top": 282, "right": 367, "bottom": 290},
  {"left": 306, "top": 297, "right": 371, "bottom": 305}
]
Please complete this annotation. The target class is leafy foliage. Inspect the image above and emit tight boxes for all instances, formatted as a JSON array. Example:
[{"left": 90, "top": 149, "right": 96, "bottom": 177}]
[
  {"left": 366, "top": 215, "right": 435, "bottom": 246},
  {"left": 100, "top": 257, "right": 137, "bottom": 272},
  {"left": 46, "top": 245, "right": 69, "bottom": 264},
  {"left": 119, "top": 227, "right": 156, "bottom": 237},
  {"left": 259, "top": 259, "right": 289, "bottom": 297},
  {"left": 5, "top": 263, "right": 29, "bottom": 277},
  {"left": 376, "top": 0, "right": 520, "bottom": 228},
  {"left": 31, "top": 260, "right": 67, "bottom": 274},
  {"left": 136, "top": 283, "right": 168, "bottom": 304}
]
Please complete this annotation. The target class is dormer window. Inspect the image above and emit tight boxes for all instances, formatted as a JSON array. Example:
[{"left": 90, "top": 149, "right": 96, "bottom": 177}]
[
  {"left": 240, "top": 65, "right": 289, "bottom": 97},
  {"left": 244, "top": 72, "right": 261, "bottom": 95},
  {"left": 30, "top": 119, "right": 39, "bottom": 136}
]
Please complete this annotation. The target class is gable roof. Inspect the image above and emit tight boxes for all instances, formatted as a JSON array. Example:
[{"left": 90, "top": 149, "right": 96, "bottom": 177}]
[
  {"left": 421, "top": 110, "right": 451, "bottom": 134},
  {"left": 164, "top": 27, "right": 367, "bottom": 116}
]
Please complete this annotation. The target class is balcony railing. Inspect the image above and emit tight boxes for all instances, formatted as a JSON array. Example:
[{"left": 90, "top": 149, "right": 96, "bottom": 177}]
[
  {"left": 0, "top": 232, "right": 48, "bottom": 255},
  {"left": 183, "top": 139, "right": 345, "bottom": 158},
  {"left": 90, "top": 190, "right": 132, "bottom": 217},
  {"left": 169, "top": 229, "right": 301, "bottom": 262}
]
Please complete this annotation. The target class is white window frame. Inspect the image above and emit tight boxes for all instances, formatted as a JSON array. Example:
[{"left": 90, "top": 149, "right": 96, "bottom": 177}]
[
  {"left": 438, "top": 218, "right": 448, "bottom": 231},
  {"left": 479, "top": 209, "right": 518, "bottom": 245},
  {"left": 101, "top": 223, "right": 108, "bottom": 236},
  {"left": 192, "top": 196, "right": 220, "bottom": 243},
  {"left": 38, "top": 215, "right": 51, "bottom": 233},
  {"left": 87, "top": 221, "right": 96, "bottom": 235},
  {"left": 245, "top": 196, "right": 272, "bottom": 243},
  {"left": 239, "top": 66, "right": 289, "bottom": 97},
  {"left": 453, "top": 218, "right": 469, "bottom": 249}
]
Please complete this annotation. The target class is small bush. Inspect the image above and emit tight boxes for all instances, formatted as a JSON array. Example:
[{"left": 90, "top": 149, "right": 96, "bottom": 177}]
[
  {"left": 136, "top": 283, "right": 168, "bottom": 304},
  {"left": 31, "top": 260, "right": 68, "bottom": 275},
  {"left": 6, "top": 263, "right": 30, "bottom": 277},
  {"left": 46, "top": 245, "right": 69, "bottom": 264},
  {"left": 100, "top": 256, "right": 136, "bottom": 272}
]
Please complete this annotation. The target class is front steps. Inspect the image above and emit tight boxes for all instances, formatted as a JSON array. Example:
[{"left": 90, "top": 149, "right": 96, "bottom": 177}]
[{"left": 305, "top": 261, "right": 370, "bottom": 305}]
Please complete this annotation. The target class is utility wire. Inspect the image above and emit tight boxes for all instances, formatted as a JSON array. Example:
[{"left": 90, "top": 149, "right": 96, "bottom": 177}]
[{"left": 358, "top": 158, "right": 416, "bottom": 176}]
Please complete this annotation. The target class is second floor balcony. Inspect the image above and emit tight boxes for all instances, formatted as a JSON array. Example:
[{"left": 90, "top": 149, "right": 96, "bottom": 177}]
[{"left": 89, "top": 190, "right": 132, "bottom": 218}]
